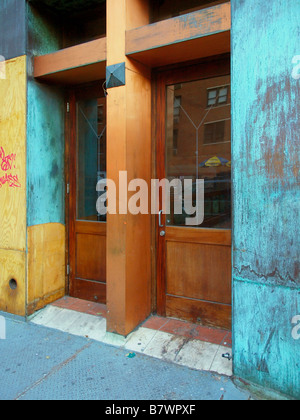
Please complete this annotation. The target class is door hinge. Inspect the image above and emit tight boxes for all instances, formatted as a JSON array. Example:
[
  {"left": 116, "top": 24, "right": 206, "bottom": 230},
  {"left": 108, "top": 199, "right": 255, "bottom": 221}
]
[
  {"left": 67, "top": 102, "right": 70, "bottom": 113},
  {"left": 67, "top": 264, "right": 70, "bottom": 276},
  {"left": 66, "top": 183, "right": 70, "bottom": 194}
]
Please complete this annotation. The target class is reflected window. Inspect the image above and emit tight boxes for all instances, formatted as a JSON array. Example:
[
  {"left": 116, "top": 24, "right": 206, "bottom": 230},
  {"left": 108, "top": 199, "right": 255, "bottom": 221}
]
[
  {"left": 207, "top": 86, "right": 229, "bottom": 107},
  {"left": 76, "top": 97, "right": 107, "bottom": 222},
  {"left": 204, "top": 121, "right": 226, "bottom": 144},
  {"left": 174, "top": 96, "right": 182, "bottom": 121},
  {"left": 166, "top": 75, "right": 231, "bottom": 229}
]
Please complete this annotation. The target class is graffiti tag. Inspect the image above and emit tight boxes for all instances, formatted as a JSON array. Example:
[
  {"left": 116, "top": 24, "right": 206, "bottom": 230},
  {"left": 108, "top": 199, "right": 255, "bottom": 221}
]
[
  {"left": 0, "top": 146, "right": 20, "bottom": 189},
  {"left": 0, "top": 146, "right": 16, "bottom": 171},
  {"left": 0, "top": 173, "right": 21, "bottom": 189}
]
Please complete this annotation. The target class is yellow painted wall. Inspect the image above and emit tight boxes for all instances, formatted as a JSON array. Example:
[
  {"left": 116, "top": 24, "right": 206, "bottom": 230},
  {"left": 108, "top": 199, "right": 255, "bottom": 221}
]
[
  {"left": 0, "top": 56, "right": 27, "bottom": 316},
  {"left": 27, "top": 223, "right": 65, "bottom": 315},
  {"left": 0, "top": 249, "right": 26, "bottom": 316}
]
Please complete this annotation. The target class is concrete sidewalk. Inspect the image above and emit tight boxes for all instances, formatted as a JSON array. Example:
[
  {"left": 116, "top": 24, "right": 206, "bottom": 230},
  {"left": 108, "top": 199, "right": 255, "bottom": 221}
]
[{"left": 0, "top": 312, "right": 252, "bottom": 401}]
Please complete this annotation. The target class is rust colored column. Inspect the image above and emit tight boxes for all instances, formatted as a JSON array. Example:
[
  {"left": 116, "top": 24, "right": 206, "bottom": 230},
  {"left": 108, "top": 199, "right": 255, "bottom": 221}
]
[{"left": 106, "top": 0, "right": 152, "bottom": 336}]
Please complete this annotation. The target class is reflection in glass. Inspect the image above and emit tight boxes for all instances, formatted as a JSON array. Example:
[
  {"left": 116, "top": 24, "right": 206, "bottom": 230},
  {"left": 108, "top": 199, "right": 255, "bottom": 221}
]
[
  {"left": 166, "top": 76, "right": 231, "bottom": 229},
  {"left": 77, "top": 97, "right": 107, "bottom": 222}
]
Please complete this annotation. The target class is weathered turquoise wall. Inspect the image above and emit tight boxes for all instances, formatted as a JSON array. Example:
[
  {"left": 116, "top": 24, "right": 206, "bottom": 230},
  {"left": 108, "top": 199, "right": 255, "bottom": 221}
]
[
  {"left": 26, "top": 3, "right": 65, "bottom": 227},
  {"left": 26, "top": 82, "right": 65, "bottom": 226},
  {"left": 232, "top": 0, "right": 300, "bottom": 399}
]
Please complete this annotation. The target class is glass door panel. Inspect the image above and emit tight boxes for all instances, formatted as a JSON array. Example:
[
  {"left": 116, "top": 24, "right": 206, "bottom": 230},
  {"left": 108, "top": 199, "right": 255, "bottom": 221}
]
[
  {"left": 76, "top": 97, "right": 107, "bottom": 222},
  {"left": 69, "top": 86, "right": 107, "bottom": 304},
  {"left": 165, "top": 75, "right": 231, "bottom": 229}
]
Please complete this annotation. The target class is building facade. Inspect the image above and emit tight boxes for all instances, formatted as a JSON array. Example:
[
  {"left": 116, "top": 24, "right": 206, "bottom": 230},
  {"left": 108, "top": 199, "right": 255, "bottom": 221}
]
[{"left": 0, "top": 0, "right": 299, "bottom": 399}]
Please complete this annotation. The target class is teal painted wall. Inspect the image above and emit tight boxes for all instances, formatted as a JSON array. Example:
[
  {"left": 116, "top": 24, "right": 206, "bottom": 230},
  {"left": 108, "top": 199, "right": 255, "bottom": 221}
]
[
  {"left": 232, "top": 0, "right": 300, "bottom": 399},
  {"left": 26, "top": 3, "right": 65, "bottom": 227},
  {"left": 27, "top": 82, "right": 65, "bottom": 226}
]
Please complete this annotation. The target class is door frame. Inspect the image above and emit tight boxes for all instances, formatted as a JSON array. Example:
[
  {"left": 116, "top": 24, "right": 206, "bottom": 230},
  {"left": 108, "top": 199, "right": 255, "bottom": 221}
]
[
  {"left": 65, "top": 81, "right": 106, "bottom": 301},
  {"left": 154, "top": 55, "right": 232, "bottom": 321}
]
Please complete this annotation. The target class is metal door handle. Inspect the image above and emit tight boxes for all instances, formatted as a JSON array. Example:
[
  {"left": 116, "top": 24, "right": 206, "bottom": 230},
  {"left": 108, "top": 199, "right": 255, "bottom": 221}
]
[{"left": 159, "top": 210, "right": 164, "bottom": 228}]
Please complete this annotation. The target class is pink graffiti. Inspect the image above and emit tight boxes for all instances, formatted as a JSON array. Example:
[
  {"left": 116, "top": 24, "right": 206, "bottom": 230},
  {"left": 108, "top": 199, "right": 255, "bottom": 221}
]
[
  {"left": 0, "top": 147, "right": 16, "bottom": 172},
  {"left": 0, "top": 173, "right": 21, "bottom": 189},
  {"left": 0, "top": 147, "right": 20, "bottom": 189}
]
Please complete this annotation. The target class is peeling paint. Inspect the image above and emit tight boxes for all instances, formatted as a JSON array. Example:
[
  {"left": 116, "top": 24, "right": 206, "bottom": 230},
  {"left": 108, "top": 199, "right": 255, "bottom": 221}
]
[
  {"left": 232, "top": 0, "right": 300, "bottom": 399},
  {"left": 26, "top": 3, "right": 65, "bottom": 227}
]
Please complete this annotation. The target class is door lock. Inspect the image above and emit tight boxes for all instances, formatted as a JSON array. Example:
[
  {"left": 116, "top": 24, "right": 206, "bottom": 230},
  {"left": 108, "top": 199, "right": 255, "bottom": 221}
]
[{"left": 160, "top": 231, "right": 166, "bottom": 237}]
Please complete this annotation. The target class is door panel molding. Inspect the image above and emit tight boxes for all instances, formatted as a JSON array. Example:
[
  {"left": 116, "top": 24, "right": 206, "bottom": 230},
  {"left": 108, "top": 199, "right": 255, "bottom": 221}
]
[
  {"left": 166, "top": 295, "right": 232, "bottom": 330},
  {"left": 166, "top": 226, "right": 231, "bottom": 246}
]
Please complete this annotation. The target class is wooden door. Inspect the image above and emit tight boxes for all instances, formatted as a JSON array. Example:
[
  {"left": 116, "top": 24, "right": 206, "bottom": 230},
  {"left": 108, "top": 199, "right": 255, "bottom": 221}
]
[
  {"left": 156, "top": 57, "right": 232, "bottom": 330},
  {"left": 68, "top": 84, "right": 107, "bottom": 304}
]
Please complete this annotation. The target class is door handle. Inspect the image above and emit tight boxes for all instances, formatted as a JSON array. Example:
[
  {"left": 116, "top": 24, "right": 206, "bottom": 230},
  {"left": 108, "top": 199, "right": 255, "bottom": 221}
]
[{"left": 158, "top": 210, "right": 164, "bottom": 228}]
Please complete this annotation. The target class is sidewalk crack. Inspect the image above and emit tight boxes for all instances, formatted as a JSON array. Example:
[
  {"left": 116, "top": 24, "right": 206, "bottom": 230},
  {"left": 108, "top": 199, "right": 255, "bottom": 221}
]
[{"left": 14, "top": 342, "right": 92, "bottom": 400}]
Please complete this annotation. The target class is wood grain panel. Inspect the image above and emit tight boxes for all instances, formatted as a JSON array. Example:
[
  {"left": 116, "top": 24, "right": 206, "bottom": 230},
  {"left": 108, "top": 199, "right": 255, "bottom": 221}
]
[
  {"left": 166, "top": 240, "right": 231, "bottom": 304},
  {"left": 126, "top": 3, "right": 231, "bottom": 54},
  {"left": 27, "top": 223, "right": 65, "bottom": 315},
  {"left": 124, "top": 58, "right": 152, "bottom": 333},
  {"left": 126, "top": 0, "right": 150, "bottom": 30},
  {"left": 105, "top": 0, "right": 152, "bottom": 336},
  {"left": 107, "top": 0, "right": 126, "bottom": 65},
  {"left": 34, "top": 62, "right": 107, "bottom": 86},
  {"left": 126, "top": 3, "right": 230, "bottom": 67},
  {"left": 70, "top": 278, "right": 106, "bottom": 304},
  {"left": 127, "top": 31, "right": 230, "bottom": 68},
  {"left": 75, "top": 221, "right": 106, "bottom": 235},
  {"left": 76, "top": 233, "right": 106, "bottom": 283},
  {"left": 0, "top": 249, "right": 26, "bottom": 316},
  {"left": 0, "top": 56, "right": 26, "bottom": 252},
  {"left": 166, "top": 295, "right": 231, "bottom": 330},
  {"left": 166, "top": 227, "right": 231, "bottom": 246},
  {"left": 34, "top": 38, "right": 106, "bottom": 81}
]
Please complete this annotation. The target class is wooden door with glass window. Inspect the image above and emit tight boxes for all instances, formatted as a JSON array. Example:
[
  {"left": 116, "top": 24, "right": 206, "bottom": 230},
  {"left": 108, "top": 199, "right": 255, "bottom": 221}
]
[
  {"left": 68, "top": 84, "right": 107, "bottom": 303},
  {"left": 156, "top": 57, "right": 232, "bottom": 330}
]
